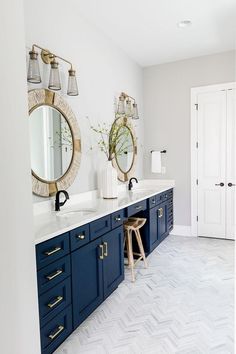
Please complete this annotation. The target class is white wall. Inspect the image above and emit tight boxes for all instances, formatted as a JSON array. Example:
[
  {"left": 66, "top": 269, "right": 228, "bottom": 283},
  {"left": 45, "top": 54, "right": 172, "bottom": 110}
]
[
  {"left": 23, "top": 0, "right": 144, "bottom": 202},
  {"left": 143, "top": 51, "right": 235, "bottom": 228},
  {"left": 0, "top": 1, "right": 40, "bottom": 353}
]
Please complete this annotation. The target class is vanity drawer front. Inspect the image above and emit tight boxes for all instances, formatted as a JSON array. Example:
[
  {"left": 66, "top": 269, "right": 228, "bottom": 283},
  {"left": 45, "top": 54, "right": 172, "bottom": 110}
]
[
  {"left": 148, "top": 196, "right": 157, "bottom": 208},
  {"left": 70, "top": 224, "right": 90, "bottom": 251},
  {"left": 36, "top": 233, "right": 70, "bottom": 270},
  {"left": 40, "top": 305, "right": 72, "bottom": 354},
  {"left": 111, "top": 210, "right": 124, "bottom": 229},
  {"left": 167, "top": 189, "right": 173, "bottom": 200},
  {"left": 90, "top": 215, "right": 111, "bottom": 241},
  {"left": 39, "top": 277, "right": 71, "bottom": 328},
  {"left": 155, "top": 193, "right": 163, "bottom": 205},
  {"left": 126, "top": 200, "right": 147, "bottom": 217},
  {"left": 37, "top": 255, "right": 71, "bottom": 295},
  {"left": 161, "top": 191, "right": 169, "bottom": 202}
]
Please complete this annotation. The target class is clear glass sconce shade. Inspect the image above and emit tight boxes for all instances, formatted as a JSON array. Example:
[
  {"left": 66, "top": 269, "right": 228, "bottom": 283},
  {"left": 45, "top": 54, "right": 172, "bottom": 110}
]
[
  {"left": 67, "top": 69, "right": 78, "bottom": 96},
  {"left": 48, "top": 59, "right": 61, "bottom": 90},
  {"left": 125, "top": 99, "right": 132, "bottom": 117},
  {"left": 132, "top": 103, "right": 139, "bottom": 119},
  {"left": 27, "top": 50, "right": 41, "bottom": 83},
  {"left": 117, "top": 96, "right": 125, "bottom": 114}
]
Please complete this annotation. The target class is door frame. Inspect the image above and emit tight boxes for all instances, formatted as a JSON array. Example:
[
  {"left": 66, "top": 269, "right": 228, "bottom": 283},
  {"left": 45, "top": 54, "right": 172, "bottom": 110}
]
[{"left": 191, "top": 82, "right": 236, "bottom": 237}]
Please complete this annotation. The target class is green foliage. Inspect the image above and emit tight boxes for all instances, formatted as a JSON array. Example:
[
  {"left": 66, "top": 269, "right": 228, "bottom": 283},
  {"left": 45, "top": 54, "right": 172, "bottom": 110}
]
[{"left": 88, "top": 116, "right": 132, "bottom": 161}]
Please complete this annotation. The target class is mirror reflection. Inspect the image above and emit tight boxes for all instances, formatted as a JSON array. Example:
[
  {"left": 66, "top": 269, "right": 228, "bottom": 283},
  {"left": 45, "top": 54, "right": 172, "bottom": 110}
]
[
  {"left": 29, "top": 106, "right": 73, "bottom": 181},
  {"left": 115, "top": 126, "right": 134, "bottom": 173}
]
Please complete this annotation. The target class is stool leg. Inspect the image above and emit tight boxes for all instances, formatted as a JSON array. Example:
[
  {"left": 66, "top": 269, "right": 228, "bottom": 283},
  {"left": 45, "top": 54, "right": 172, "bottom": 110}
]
[
  {"left": 135, "top": 230, "right": 148, "bottom": 269},
  {"left": 127, "top": 230, "right": 135, "bottom": 282}
]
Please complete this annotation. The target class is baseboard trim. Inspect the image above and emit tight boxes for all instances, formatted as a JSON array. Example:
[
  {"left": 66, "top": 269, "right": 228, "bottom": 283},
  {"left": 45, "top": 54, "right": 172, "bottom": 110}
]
[{"left": 170, "top": 225, "right": 194, "bottom": 237}]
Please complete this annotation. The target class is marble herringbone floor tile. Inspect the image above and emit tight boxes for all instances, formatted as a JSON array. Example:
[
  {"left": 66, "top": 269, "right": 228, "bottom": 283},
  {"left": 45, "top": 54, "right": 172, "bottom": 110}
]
[{"left": 55, "top": 236, "right": 234, "bottom": 354}]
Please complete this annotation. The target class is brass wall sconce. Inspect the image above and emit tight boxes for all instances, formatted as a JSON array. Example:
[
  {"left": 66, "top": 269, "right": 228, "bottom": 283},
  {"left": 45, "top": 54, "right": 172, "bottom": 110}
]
[
  {"left": 27, "top": 44, "right": 78, "bottom": 96},
  {"left": 116, "top": 92, "right": 139, "bottom": 120}
]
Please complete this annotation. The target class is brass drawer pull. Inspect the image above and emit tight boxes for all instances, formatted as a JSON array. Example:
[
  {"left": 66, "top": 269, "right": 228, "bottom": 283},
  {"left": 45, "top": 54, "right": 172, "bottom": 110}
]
[
  {"left": 45, "top": 247, "right": 61, "bottom": 256},
  {"left": 103, "top": 242, "right": 108, "bottom": 257},
  {"left": 99, "top": 244, "right": 104, "bottom": 260},
  {"left": 158, "top": 208, "right": 163, "bottom": 218},
  {"left": 135, "top": 205, "right": 142, "bottom": 210},
  {"left": 77, "top": 234, "right": 85, "bottom": 240},
  {"left": 115, "top": 217, "right": 121, "bottom": 221},
  {"left": 46, "top": 269, "right": 63, "bottom": 281},
  {"left": 47, "top": 296, "right": 63, "bottom": 309},
  {"left": 48, "top": 325, "right": 64, "bottom": 340}
]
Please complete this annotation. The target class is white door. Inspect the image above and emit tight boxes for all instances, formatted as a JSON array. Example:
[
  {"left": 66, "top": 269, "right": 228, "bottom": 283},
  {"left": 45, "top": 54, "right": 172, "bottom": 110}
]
[
  {"left": 226, "top": 89, "right": 236, "bottom": 239},
  {"left": 197, "top": 90, "right": 227, "bottom": 238}
]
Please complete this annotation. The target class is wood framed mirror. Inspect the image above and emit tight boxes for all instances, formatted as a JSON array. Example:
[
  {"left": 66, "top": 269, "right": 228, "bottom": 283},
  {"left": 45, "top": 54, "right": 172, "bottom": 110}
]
[
  {"left": 110, "top": 116, "right": 137, "bottom": 182},
  {"left": 28, "top": 89, "right": 81, "bottom": 197}
]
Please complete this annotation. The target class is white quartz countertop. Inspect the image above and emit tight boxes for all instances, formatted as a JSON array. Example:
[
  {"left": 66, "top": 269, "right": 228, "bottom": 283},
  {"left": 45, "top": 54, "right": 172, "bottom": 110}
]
[{"left": 33, "top": 179, "right": 175, "bottom": 245}]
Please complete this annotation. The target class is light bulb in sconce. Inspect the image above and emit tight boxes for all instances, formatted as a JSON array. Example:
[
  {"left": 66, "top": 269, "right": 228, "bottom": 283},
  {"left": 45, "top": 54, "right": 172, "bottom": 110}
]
[
  {"left": 117, "top": 95, "right": 125, "bottom": 114},
  {"left": 67, "top": 69, "right": 79, "bottom": 96},
  {"left": 27, "top": 50, "right": 41, "bottom": 83},
  {"left": 48, "top": 58, "right": 61, "bottom": 91},
  {"left": 132, "top": 102, "right": 139, "bottom": 119}
]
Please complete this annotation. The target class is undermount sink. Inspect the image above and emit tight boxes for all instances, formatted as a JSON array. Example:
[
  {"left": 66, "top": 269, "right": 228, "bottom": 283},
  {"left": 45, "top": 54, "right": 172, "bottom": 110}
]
[{"left": 56, "top": 208, "right": 96, "bottom": 217}]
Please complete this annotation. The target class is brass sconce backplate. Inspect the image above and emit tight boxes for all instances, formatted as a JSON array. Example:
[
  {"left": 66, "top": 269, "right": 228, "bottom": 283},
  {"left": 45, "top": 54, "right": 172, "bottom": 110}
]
[{"left": 41, "top": 49, "right": 53, "bottom": 64}]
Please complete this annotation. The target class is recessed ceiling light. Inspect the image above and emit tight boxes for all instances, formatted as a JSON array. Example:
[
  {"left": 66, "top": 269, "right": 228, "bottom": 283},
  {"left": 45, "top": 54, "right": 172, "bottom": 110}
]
[{"left": 177, "top": 20, "right": 192, "bottom": 28}]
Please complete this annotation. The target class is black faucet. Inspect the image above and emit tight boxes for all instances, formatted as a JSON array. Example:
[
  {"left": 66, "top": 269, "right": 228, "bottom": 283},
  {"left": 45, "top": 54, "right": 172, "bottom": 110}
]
[
  {"left": 55, "top": 190, "right": 69, "bottom": 211},
  {"left": 128, "top": 177, "right": 138, "bottom": 191}
]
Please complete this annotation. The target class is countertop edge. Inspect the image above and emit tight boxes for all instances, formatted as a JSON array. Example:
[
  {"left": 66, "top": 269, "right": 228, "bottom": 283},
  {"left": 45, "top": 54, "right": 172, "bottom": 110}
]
[{"left": 34, "top": 184, "right": 174, "bottom": 245}]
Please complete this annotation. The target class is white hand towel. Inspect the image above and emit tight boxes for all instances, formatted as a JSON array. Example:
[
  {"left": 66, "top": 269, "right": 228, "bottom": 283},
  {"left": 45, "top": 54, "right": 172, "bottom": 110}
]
[{"left": 151, "top": 151, "right": 162, "bottom": 173}]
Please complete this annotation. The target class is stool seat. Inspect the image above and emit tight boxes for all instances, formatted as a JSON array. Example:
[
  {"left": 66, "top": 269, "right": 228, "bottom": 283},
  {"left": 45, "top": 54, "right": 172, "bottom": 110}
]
[{"left": 124, "top": 217, "right": 148, "bottom": 282}]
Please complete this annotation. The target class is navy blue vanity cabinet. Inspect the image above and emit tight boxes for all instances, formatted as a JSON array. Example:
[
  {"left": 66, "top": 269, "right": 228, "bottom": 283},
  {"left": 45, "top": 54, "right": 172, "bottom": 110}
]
[
  {"left": 71, "top": 225, "right": 124, "bottom": 329},
  {"left": 139, "top": 189, "right": 174, "bottom": 255},
  {"left": 157, "top": 201, "right": 168, "bottom": 243},
  {"left": 103, "top": 226, "right": 124, "bottom": 298},
  {"left": 71, "top": 237, "right": 104, "bottom": 328},
  {"left": 36, "top": 233, "right": 73, "bottom": 354},
  {"left": 167, "top": 190, "right": 174, "bottom": 232}
]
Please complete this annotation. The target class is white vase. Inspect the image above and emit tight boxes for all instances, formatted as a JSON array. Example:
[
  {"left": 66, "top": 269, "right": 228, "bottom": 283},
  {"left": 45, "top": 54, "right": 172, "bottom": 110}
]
[{"left": 101, "top": 160, "right": 118, "bottom": 199}]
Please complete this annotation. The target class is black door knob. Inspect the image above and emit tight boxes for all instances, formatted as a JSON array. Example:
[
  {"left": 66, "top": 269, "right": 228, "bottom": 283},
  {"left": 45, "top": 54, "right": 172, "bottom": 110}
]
[
  {"left": 228, "top": 182, "right": 235, "bottom": 187},
  {"left": 215, "top": 182, "right": 224, "bottom": 187}
]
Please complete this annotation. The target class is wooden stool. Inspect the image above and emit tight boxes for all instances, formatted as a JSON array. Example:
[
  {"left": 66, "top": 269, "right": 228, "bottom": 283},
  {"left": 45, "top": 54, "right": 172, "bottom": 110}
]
[{"left": 124, "top": 217, "right": 148, "bottom": 282}]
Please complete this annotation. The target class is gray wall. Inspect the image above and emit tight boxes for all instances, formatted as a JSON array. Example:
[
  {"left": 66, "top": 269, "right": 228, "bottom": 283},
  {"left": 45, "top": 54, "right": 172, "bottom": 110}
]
[{"left": 143, "top": 51, "right": 235, "bottom": 226}]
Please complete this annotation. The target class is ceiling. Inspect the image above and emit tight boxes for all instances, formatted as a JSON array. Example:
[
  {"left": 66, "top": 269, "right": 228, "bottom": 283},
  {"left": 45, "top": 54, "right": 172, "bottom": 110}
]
[{"left": 75, "top": 0, "right": 236, "bottom": 67}]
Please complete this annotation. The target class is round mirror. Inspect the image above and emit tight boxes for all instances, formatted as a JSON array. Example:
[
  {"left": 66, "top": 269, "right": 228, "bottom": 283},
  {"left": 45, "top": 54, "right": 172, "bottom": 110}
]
[
  {"left": 29, "top": 106, "right": 73, "bottom": 181},
  {"left": 115, "top": 125, "right": 134, "bottom": 173},
  {"left": 28, "top": 89, "right": 81, "bottom": 197},
  {"left": 111, "top": 116, "right": 137, "bottom": 182}
]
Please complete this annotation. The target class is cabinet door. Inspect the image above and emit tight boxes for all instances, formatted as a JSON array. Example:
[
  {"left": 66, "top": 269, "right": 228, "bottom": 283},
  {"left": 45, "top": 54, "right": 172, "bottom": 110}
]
[
  {"left": 103, "top": 226, "right": 124, "bottom": 299},
  {"left": 71, "top": 238, "right": 103, "bottom": 329},
  {"left": 149, "top": 206, "right": 159, "bottom": 251},
  {"left": 157, "top": 202, "right": 168, "bottom": 243}
]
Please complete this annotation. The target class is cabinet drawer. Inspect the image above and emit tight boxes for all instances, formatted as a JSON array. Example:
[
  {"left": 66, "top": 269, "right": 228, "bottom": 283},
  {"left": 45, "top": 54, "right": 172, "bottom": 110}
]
[
  {"left": 161, "top": 191, "right": 169, "bottom": 202},
  {"left": 155, "top": 193, "right": 163, "bottom": 205},
  {"left": 37, "top": 255, "right": 71, "bottom": 295},
  {"left": 39, "top": 277, "right": 71, "bottom": 328},
  {"left": 90, "top": 215, "right": 111, "bottom": 241},
  {"left": 168, "top": 220, "right": 173, "bottom": 231},
  {"left": 111, "top": 210, "right": 124, "bottom": 229},
  {"left": 40, "top": 305, "right": 72, "bottom": 354},
  {"left": 148, "top": 196, "right": 157, "bottom": 208},
  {"left": 126, "top": 200, "right": 147, "bottom": 217},
  {"left": 70, "top": 224, "right": 90, "bottom": 251},
  {"left": 167, "top": 189, "right": 173, "bottom": 200},
  {"left": 36, "top": 233, "right": 70, "bottom": 270}
]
